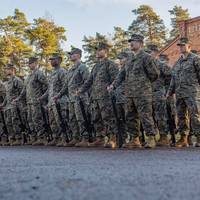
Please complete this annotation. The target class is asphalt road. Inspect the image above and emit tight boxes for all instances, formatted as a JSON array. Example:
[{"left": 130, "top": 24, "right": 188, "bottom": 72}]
[{"left": 0, "top": 146, "right": 200, "bottom": 200}]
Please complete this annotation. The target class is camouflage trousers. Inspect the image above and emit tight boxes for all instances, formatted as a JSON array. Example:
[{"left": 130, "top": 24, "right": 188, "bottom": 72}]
[
  {"left": 116, "top": 103, "right": 126, "bottom": 140},
  {"left": 27, "top": 103, "right": 46, "bottom": 137},
  {"left": 90, "top": 98, "right": 116, "bottom": 137},
  {"left": 69, "top": 100, "right": 89, "bottom": 140},
  {"left": 0, "top": 112, "right": 4, "bottom": 136},
  {"left": 48, "top": 102, "right": 68, "bottom": 139},
  {"left": 4, "top": 107, "right": 21, "bottom": 139},
  {"left": 166, "top": 95, "right": 177, "bottom": 134},
  {"left": 125, "top": 97, "right": 156, "bottom": 137},
  {"left": 176, "top": 96, "right": 200, "bottom": 136},
  {"left": 153, "top": 95, "right": 169, "bottom": 135}
]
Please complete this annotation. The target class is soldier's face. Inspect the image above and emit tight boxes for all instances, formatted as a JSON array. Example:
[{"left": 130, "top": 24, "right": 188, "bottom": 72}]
[
  {"left": 179, "top": 44, "right": 191, "bottom": 54},
  {"left": 119, "top": 58, "right": 126, "bottom": 66},
  {"left": 129, "top": 41, "right": 143, "bottom": 51},
  {"left": 70, "top": 53, "right": 81, "bottom": 62},
  {"left": 96, "top": 49, "right": 107, "bottom": 59},
  {"left": 5, "top": 69, "right": 13, "bottom": 77},
  {"left": 29, "top": 62, "right": 37, "bottom": 70},
  {"left": 51, "top": 58, "right": 61, "bottom": 67}
]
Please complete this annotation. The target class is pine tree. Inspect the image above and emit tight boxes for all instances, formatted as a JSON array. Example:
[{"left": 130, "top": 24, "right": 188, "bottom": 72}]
[
  {"left": 0, "top": 9, "right": 32, "bottom": 75},
  {"left": 169, "top": 5, "right": 190, "bottom": 39},
  {"left": 26, "top": 18, "right": 66, "bottom": 74},
  {"left": 128, "top": 5, "right": 167, "bottom": 47}
]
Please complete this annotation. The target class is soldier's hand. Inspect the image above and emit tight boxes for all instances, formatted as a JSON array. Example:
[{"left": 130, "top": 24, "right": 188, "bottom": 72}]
[
  {"left": 12, "top": 98, "right": 19, "bottom": 103},
  {"left": 76, "top": 89, "right": 81, "bottom": 96},
  {"left": 38, "top": 96, "right": 42, "bottom": 102},
  {"left": 53, "top": 95, "right": 59, "bottom": 101},
  {"left": 166, "top": 92, "right": 170, "bottom": 99},
  {"left": 107, "top": 84, "right": 114, "bottom": 92}
]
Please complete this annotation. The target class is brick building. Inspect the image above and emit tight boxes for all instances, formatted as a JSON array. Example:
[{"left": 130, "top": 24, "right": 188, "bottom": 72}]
[{"left": 159, "top": 16, "right": 200, "bottom": 65}]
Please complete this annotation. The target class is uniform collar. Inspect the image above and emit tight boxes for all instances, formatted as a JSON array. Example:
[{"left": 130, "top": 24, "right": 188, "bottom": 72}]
[
  {"left": 180, "top": 52, "right": 193, "bottom": 61},
  {"left": 71, "top": 62, "right": 81, "bottom": 70}
]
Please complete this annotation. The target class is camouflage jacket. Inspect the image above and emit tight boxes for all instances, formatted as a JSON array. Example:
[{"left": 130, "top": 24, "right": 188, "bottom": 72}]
[
  {"left": 42, "top": 66, "right": 68, "bottom": 105},
  {"left": 168, "top": 52, "right": 200, "bottom": 98},
  {"left": 152, "top": 59, "right": 172, "bottom": 97},
  {"left": 3, "top": 76, "right": 23, "bottom": 109},
  {"left": 19, "top": 69, "right": 48, "bottom": 105},
  {"left": 114, "top": 65, "right": 127, "bottom": 104},
  {"left": 0, "top": 80, "right": 5, "bottom": 104},
  {"left": 58, "top": 62, "right": 89, "bottom": 102},
  {"left": 114, "top": 49, "right": 159, "bottom": 98},
  {"left": 80, "top": 58, "right": 118, "bottom": 100}
]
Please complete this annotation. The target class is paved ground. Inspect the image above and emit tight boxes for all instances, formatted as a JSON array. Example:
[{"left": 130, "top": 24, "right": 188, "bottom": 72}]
[{"left": 0, "top": 146, "right": 200, "bottom": 200}]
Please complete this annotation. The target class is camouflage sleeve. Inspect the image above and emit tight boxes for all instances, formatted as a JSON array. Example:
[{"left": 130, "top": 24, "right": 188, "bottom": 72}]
[
  {"left": 108, "top": 61, "right": 119, "bottom": 84},
  {"left": 144, "top": 55, "right": 159, "bottom": 82},
  {"left": 36, "top": 70, "right": 48, "bottom": 93},
  {"left": 80, "top": 66, "right": 94, "bottom": 94},
  {"left": 168, "top": 74, "right": 175, "bottom": 96},
  {"left": 40, "top": 80, "right": 49, "bottom": 101},
  {"left": 162, "top": 63, "right": 172, "bottom": 87},
  {"left": 40, "top": 88, "right": 48, "bottom": 101},
  {"left": 0, "top": 82, "right": 6, "bottom": 100},
  {"left": 57, "top": 75, "right": 68, "bottom": 98},
  {"left": 17, "top": 83, "right": 26, "bottom": 101},
  {"left": 1, "top": 96, "right": 7, "bottom": 107},
  {"left": 113, "top": 67, "right": 126, "bottom": 89},
  {"left": 60, "top": 69, "right": 67, "bottom": 88},
  {"left": 15, "top": 78, "right": 24, "bottom": 94},
  {"left": 80, "top": 64, "right": 90, "bottom": 84},
  {"left": 193, "top": 56, "right": 200, "bottom": 81}
]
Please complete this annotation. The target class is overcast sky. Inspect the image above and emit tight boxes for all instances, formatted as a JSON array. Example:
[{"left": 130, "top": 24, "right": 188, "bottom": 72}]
[{"left": 0, "top": 0, "right": 200, "bottom": 51}]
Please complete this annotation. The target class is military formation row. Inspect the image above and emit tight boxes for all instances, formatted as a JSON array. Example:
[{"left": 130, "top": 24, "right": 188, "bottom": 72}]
[{"left": 0, "top": 34, "right": 199, "bottom": 149}]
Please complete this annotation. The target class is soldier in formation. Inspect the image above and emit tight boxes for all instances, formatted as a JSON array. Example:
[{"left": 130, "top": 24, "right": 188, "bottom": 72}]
[{"left": 0, "top": 34, "right": 200, "bottom": 149}]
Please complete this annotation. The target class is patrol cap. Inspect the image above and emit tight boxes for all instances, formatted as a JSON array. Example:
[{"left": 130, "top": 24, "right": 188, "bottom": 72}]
[
  {"left": 5, "top": 63, "right": 16, "bottom": 71},
  {"left": 159, "top": 54, "right": 169, "bottom": 61},
  {"left": 144, "top": 48, "right": 152, "bottom": 54},
  {"left": 68, "top": 48, "right": 82, "bottom": 56},
  {"left": 147, "top": 44, "right": 159, "bottom": 52},
  {"left": 128, "top": 33, "right": 144, "bottom": 43},
  {"left": 49, "top": 53, "right": 62, "bottom": 60},
  {"left": 191, "top": 49, "right": 198, "bottom": 54},
  {"left": 28, "top": 56, "right": 38, "bottom": 64},
  {"left": 117, "top": 51, "right": 129, "bottom": 59},
  {"left": 177, "top": 37, "right": 190, "bottom": 46}
]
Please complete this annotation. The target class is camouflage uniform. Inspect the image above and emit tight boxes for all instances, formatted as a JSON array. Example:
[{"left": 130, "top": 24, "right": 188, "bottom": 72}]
[
  {"left": 58, "top": 62, "right": 89, "bottom": 140},
  {"left": 168, "top": 52, "right": 200, "bottom": 136},
  {"left": 152, "top": 59, "right": 171, "bottom": 135},
  {"left": 3, "top": 76, "right": 24, "bottom": 140},
  {"left": 114, "top": 49, "right": 159, "bottom": 138},
  {"left": 43, "top": 66, "right": 68, "bottom": 141},
  {"left": 80, "top": 58, "right": 118, "bottom": 138},
  {"left": 0, "top": 81, "right": 6, "bottom": 136},
  {"left": 114, "top": 52, "right": 130, "bottom": 140},
  {"left": 18, "top": 68, "right": 48, "bottom": 138}
]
